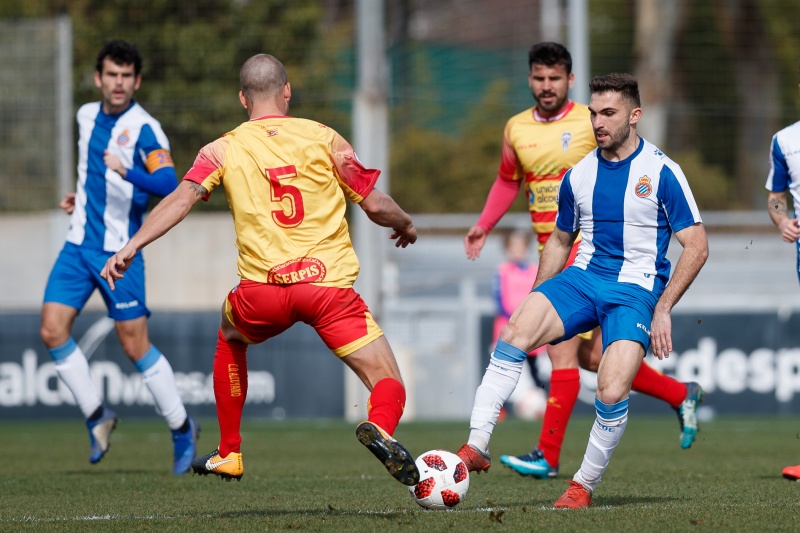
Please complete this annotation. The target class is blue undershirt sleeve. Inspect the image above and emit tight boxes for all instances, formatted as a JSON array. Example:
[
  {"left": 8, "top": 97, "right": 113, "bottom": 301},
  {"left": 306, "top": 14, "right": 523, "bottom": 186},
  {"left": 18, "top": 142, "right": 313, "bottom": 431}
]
[{"left": 125, "top": 166, "right": 178, "bottom": 197}]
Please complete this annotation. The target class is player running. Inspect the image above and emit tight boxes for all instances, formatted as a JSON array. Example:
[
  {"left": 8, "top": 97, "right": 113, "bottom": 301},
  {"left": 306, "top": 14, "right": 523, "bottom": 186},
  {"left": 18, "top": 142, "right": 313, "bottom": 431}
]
[{"left": 40, "top": 40, "right": 198, "bottom": 474}]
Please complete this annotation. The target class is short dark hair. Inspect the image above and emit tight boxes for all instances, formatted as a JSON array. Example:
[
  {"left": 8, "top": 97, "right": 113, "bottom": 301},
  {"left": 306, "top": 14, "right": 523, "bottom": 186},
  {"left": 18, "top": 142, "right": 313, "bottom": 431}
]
[
  {"left": 589, "top": 73, "right": 641, "bottom": 108},
  {"left": 240, "top": 54, "right": 288, "bottom": 103},
  {"left": 528, "top": 42, "right": 572, "bottom": 74},
  {"left": 96, "top": 40, "right": 142, "bottom": 76}
]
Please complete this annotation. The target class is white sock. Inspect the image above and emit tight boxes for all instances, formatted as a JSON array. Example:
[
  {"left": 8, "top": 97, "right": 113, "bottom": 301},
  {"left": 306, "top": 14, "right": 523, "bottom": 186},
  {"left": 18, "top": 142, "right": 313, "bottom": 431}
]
[
  {"left": 136, "top": 348, "right": 187, "bottom": 430},
  {"left": 467, "top": 356, "right": 524, "bottom": 453},
  {"left": 573, "top": 398, "right": 629, "bottom": 492},
  {"left": 50, "top": 338, "right": 102, "bottom": 418}
]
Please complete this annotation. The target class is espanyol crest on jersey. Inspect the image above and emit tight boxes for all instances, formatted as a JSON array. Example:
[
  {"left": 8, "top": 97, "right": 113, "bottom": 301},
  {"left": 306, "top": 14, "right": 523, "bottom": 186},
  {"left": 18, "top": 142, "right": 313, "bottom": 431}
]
[{"left": 635, "top": 176, "right": 652, "bottom": 198}]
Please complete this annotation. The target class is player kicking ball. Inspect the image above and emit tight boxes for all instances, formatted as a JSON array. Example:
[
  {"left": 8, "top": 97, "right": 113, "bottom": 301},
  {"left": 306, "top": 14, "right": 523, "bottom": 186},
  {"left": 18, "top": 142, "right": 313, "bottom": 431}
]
[{"left": 101, "top": 53, "right": 419, "bottom": 487}]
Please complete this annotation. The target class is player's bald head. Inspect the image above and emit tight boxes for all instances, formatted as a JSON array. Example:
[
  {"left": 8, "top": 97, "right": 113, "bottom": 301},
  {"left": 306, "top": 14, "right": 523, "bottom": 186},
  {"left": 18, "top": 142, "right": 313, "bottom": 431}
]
[{"left": 240, "top": 54, "right": 288, "bottom": 103}]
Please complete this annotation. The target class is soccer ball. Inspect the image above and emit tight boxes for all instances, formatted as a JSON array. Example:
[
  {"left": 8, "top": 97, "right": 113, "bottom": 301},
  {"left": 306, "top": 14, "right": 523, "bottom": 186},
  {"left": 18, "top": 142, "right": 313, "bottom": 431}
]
[{"left": 408, "top": 450, "right": 470, "bottom": 510}]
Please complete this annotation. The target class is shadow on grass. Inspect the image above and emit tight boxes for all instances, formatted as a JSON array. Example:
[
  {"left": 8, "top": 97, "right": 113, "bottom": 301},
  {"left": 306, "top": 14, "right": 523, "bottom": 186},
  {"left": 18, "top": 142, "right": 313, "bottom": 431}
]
[
  {"left": 494, "top": 494, "right": 681, "bottom": 509},
  {"left": 186, "top": 509, "right": 410, "bottom": 520},
  {"left": 589, "top": 495, "right": 681, "bottom": 507},
  {"left": 756, "top": 474, "right": 796, "bottom": 481},
  {"left": 62, "top": 469, "right": 157, "bottom": 476}
]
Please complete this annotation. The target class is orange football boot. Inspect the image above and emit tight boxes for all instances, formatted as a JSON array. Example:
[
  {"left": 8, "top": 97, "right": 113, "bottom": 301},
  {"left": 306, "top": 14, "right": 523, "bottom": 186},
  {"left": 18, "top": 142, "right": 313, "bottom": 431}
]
[
  {"left": 554, "top": 480, "right": 592, "bottom": 509},
  {"left": 782, "top": 464, "right": 800, "bottom": 481},
  {"left": 456, "top": 443, "right": 491, "bottom": 473}
]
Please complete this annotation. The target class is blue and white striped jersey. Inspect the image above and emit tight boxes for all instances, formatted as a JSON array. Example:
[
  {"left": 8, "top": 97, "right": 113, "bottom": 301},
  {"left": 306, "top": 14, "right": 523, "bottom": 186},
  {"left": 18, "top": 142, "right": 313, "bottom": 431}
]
[
  {"left": 66, "top": 100, "right": 175, "bottom": 252},
  {"left": 556, "top": 138, "right": 702, "bottom": 295},
  {"left": 765, "top": 120, "right": 800, "bottom": 217}
]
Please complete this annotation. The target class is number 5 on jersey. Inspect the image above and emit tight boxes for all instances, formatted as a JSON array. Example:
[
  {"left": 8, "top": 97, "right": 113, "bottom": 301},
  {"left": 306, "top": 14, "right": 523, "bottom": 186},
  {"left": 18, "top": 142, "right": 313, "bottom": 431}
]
[{"left": 266, "top": 165, "right": 304, "bottom": 228}]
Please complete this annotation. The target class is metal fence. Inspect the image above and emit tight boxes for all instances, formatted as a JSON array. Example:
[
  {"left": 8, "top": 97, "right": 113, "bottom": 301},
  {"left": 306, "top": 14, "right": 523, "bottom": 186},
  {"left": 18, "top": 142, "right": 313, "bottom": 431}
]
[{"left": 0, "top": 16, "right": 71, "bottom": 211}]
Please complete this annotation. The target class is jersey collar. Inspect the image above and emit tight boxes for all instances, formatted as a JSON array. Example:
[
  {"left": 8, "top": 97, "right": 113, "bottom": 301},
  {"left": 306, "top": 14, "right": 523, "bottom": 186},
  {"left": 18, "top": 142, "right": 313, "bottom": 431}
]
[
  {"left": 249, "top": 114, "right": 289, "bottom": 121},
  {"left": 100, "top": 99, "right": 136, "bottom": 118},
  {"left": 533, "top": 100, "right": 575, "bottom": 123}
]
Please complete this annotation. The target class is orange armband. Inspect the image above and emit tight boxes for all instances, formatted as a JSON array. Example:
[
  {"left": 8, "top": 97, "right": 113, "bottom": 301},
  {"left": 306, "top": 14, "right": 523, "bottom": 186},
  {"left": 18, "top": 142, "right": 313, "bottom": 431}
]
[{"left": 145, "top": 148, "right": 174, "bottom": 172}]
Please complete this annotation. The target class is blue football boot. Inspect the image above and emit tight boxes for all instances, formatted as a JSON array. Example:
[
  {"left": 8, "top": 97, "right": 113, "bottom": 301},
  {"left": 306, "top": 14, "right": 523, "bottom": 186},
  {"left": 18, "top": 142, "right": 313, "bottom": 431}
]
[
  {"left": 676, "top": 382, "right": 704, "bottom": 449},
  {"left": 86, "top": 407, "right": 119, "bottom": 464},
  {"left": 499, "top": 448, "right": 558, "bottom": 478},
  {"left": 172, "top": 417, "right": 200, "bottom": 474}
]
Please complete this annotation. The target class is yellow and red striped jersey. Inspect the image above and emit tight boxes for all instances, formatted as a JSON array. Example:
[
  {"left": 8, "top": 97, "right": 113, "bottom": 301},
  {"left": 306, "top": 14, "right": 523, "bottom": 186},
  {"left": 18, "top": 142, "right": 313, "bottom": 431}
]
[
  {"left": 498, "top": 101, "right": 596, "bottom": 251},
  {"left": 183, "top": 115, "right": 379, "bottom": 287}
]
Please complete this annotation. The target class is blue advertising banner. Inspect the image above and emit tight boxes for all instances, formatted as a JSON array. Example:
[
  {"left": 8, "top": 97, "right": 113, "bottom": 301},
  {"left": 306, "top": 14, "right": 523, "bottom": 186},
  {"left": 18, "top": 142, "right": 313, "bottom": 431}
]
[
  {"left": 646, "top": 312, "right": 800, "bottom": 415},
  {"left": 3, "top": 310, "right": 800, "bottom": 419},
  {"left": 0, "top": 312, "right": 345, "bottom": 420},
  {"left": 480, "top": 311, "right": 800, "bottom": 416}
]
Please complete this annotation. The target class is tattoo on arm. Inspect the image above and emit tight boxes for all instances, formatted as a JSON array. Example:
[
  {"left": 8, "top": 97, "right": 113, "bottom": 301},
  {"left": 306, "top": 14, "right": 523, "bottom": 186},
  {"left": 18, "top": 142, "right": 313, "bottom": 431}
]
[
  {"left": 769, "top": 197, "right": 785, "bottom": 211},
  {"left": 189, "top": 182, "right": 209, "bottom": 198}
]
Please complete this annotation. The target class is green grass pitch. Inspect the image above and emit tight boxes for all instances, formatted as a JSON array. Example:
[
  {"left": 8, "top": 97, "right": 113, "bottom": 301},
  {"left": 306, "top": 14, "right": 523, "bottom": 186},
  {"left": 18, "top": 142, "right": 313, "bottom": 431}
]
[{"left": 2, "top": 415, "right": 799, "bottom": 531}]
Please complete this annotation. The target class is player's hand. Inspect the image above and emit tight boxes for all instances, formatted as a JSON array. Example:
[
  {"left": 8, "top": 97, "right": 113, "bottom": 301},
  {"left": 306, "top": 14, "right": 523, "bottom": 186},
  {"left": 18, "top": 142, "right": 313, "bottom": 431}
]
[
  {"left": 649, "top": 304, "right": 672, "bottom": 360},
  {"left": 464, "top": 225, "right": 487, "bottom": 260},
  {"left": 778, "top": 218, "right": 800, "bottom": 243},
  {"left": 59, "top": 192, "right": 76, "bottom": 214},
  {"left": 103, "top": 150, "right": 127, "bottom": 178},
  {"left": 100, "top": 244, "right": 136, "bottom": 290},
  {"left": 389, "top": 224, "right": 417, "bottom": 248}
]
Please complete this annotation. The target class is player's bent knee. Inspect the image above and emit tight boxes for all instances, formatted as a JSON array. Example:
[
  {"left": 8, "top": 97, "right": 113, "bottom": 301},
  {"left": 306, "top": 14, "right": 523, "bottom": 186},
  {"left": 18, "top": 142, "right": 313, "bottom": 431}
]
[
  {"left": 40, "top": 304, "right": 75, "bottom": 347},
  {"left": 594, "top": 387, "right": 628, "bottom": 406},
  {"left": 40, "top": 325, "right": 64, "bottom": 348},
  {"left": 502, "top": 295, "right": 564, "bottom": 352},
  {"left": 40, "top": 317, "right": 73, "bottom": 348}
]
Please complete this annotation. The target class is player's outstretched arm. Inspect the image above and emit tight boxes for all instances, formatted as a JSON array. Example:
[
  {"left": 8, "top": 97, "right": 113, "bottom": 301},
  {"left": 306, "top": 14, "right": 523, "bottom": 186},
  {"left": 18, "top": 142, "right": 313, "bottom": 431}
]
[
  {"left": 101, "top": 180, "right": 207, "bottom": 289},
  {"left": 767, "top": 191, "right": 800, "bottom": 243},
  {"left": 358, "top": 188, "right": 417, "bottom": 248},
  {"left": 650, "top": 222, "right": 709, "bottom": 360}
]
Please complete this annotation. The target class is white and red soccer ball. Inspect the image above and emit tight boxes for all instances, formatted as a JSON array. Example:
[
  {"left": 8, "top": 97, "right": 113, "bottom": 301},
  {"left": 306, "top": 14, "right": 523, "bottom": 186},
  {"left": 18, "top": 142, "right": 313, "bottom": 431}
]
[{"left": 409, "top": 449, "right": 470, "bottom": 510}]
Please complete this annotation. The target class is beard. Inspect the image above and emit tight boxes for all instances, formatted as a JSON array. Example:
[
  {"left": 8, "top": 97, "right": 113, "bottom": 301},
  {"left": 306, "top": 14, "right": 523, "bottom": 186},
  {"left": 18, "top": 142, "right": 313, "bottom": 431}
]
[
  {"left": 595, "top": 122, "right": 631, "bottom": 152},
  {"left": 534, "top": 91, "right": 568, "bottom": 114}
]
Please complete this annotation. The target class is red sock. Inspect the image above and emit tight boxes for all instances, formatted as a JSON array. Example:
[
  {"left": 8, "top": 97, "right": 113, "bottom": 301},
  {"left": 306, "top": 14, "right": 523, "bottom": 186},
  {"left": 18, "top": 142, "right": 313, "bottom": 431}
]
[
  {"left": 538, "top": 368, "right": 580, "bottom": 467},
  {"left": 367, "top": 377, "right": 406, "bottom": 436},
  {"left": 631, "top": 362, "right": 687, "bottom": 408},
  {"left": 213, "top": 330, "right": 248, "bottom": 457}
]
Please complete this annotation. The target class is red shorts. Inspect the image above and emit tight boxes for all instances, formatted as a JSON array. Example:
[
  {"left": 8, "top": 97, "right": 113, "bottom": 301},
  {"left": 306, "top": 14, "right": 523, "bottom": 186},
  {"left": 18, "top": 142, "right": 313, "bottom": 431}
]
[{"left": 224, "top": 280, "right": 383, "bottom": 357}]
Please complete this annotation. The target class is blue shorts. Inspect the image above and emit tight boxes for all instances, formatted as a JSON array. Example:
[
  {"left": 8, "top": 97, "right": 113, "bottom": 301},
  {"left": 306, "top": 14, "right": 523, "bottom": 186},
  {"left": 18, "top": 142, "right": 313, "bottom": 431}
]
[
  {"left": 534, "top": 266, "right": 659, "bottom": 352},
  {"left": 43, "top": 242, "right": 150, "bottom": 321}
]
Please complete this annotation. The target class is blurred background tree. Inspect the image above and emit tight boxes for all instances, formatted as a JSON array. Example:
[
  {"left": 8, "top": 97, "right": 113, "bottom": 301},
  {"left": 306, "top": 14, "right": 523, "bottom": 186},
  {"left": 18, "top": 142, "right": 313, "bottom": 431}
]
[{"left": 1, "top": 0, "right": 798, "bottom": 213}]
